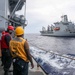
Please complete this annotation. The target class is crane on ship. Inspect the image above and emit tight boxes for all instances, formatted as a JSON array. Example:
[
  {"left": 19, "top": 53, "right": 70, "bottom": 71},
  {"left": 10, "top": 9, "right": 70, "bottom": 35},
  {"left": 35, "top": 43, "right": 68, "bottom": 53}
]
[{"left": 0, "top": 0, "right": 27, "bottom": 35}]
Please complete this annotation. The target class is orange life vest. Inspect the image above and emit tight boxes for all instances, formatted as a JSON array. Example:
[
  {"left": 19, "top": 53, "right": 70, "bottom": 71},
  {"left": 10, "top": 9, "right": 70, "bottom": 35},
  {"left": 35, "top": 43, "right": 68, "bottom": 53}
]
[{"left": 9, "top": 37, "right": 29, "bottom": 62}]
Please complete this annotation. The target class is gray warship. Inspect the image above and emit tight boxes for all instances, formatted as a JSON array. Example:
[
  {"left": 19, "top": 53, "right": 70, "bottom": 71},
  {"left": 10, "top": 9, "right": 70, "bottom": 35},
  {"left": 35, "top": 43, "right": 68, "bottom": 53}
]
[{"left": 40, "top": 15, "right": 75, "bottom": 36}]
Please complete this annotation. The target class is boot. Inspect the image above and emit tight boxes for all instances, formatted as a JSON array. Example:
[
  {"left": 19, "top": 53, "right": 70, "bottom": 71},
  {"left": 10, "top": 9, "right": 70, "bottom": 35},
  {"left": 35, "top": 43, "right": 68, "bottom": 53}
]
[{"left": 4, "top": 71, "right": 9, "bottom": 75}]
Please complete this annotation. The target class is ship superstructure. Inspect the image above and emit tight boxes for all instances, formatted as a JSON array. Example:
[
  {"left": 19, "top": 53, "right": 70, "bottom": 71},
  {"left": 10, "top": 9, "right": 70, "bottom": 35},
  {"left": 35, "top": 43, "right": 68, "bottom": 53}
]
[
  {"left": 0, "top": 0, "right": 27, "bottom": 35},
  {"left": 40, "top": 15, "right": 75, "bottom": 36}
]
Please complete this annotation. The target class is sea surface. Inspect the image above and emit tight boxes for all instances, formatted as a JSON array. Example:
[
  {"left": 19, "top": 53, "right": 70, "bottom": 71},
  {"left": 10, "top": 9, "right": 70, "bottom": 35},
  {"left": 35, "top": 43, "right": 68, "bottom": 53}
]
[
  {"left": 25, "top": 33, "right": 75, "bottom": 55},
  {"left": 25, "top": 34, "right": 75, "bottom": 75}
]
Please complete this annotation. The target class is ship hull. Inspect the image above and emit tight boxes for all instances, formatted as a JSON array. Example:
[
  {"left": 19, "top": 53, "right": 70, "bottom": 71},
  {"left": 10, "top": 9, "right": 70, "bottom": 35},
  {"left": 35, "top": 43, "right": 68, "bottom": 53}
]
[{"left": 40, "top": 31, "right": 75, "bottom": 37}]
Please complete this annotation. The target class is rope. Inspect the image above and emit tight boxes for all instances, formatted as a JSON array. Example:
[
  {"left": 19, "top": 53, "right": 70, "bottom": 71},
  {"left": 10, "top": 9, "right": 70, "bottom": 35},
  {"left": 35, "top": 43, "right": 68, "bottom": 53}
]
[{"left": 29, "top": 42, "right": 75, "bottom": 61}]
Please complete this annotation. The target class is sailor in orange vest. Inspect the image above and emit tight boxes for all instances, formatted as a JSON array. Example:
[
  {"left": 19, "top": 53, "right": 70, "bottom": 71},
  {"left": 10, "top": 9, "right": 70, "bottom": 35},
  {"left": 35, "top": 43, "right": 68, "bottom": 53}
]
[
  {"left": 9, "top": 26, "right": 34, "bottom": 75},
  {"left": 1, "top": 25, "right": 14, "bottom": 75}
]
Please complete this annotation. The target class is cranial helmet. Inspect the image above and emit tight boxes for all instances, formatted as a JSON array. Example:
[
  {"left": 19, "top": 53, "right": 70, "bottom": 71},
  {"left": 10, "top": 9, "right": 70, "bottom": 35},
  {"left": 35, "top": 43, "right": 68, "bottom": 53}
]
[
  {"left": 15, "top": 26, "right": 24, "bottom": 36},
  {"left": 8, "top": 25, "right": 14, "bottom": 30}
]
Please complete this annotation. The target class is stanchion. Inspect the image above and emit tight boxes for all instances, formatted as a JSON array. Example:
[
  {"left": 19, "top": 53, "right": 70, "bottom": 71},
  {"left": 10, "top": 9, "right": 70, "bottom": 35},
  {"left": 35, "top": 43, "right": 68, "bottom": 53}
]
[{"left": 37, "top": 64, "right": 40, "bottom": 70}]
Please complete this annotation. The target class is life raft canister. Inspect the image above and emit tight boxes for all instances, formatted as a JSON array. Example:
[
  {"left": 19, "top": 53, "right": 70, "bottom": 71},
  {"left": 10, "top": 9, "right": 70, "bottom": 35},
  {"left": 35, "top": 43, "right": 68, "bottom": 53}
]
[{"left": 54, "top": 27, "right": 60, "bottom": 31}]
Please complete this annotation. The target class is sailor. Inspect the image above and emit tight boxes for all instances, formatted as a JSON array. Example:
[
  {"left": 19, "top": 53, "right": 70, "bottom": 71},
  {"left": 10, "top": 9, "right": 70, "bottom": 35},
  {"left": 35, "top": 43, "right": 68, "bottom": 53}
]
[
  {"left": 9, "top": 26, "right": 34, "bottom": 75},
  {"left": 1, "top": 25, "right": 14, "bottom": 75}
]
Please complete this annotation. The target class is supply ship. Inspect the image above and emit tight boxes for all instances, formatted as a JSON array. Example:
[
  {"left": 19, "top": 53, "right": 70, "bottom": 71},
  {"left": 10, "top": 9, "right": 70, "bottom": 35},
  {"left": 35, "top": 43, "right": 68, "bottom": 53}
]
[{"left": 40, "top": 15, "right": 75, "bottom": 36}]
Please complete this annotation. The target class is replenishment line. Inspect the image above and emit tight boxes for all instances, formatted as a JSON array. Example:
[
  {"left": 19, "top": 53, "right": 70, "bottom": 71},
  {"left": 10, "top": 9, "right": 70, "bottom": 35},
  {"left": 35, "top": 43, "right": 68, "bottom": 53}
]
[{"left": 29, "top": 42, "right": 75, "bottom": 61}]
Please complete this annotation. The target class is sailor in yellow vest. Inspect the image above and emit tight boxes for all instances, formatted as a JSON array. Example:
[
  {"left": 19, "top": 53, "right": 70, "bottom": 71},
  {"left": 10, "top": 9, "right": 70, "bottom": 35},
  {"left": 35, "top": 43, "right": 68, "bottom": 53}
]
[{"left": 9, "top": 26, "right": 34, "bottom": 75}]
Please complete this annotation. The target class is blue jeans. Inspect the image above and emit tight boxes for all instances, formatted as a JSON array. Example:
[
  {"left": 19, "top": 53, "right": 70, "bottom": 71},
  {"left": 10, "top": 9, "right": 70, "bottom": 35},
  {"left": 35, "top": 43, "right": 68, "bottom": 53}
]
[{"left": 13, "top": 58, "right": 29, "bottom": 75}]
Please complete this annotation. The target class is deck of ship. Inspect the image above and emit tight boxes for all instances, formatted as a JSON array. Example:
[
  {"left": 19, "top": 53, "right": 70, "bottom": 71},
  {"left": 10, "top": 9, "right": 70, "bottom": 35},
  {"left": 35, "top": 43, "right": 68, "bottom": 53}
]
[
  {"left": 0, "top": 45, "right": 46, "bottom": 75},
  {"left": 0, "top": 58, "right": 45, "bottom": 75}
]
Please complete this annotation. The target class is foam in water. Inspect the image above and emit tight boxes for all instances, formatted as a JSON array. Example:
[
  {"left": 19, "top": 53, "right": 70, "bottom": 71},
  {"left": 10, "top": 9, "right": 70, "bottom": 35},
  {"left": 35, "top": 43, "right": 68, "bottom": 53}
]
[{"left": 30, "top": 46, "right": 75, "bottom": 75}]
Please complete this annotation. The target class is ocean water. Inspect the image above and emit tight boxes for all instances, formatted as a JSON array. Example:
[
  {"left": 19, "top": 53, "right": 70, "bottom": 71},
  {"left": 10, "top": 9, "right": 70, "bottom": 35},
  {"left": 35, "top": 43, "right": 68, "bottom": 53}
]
[
  {"left": 25, "top": 33, "right": 75, "bottom": 55},
  {"left": 25, "top": 34, "right": 75, "bottom": 75}
]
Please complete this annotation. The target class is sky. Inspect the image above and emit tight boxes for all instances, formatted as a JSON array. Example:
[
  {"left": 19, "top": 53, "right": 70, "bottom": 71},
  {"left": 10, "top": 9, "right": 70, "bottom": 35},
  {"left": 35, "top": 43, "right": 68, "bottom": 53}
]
[{"left": 18, "top": 0, "right": 75, "bottom": 33}]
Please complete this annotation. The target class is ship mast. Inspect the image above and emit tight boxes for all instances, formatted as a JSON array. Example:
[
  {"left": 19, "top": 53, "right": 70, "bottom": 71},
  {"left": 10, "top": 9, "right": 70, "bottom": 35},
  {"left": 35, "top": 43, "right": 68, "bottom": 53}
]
[{"left": 61, "top": 15, "right": 68, "bottom": 24}]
